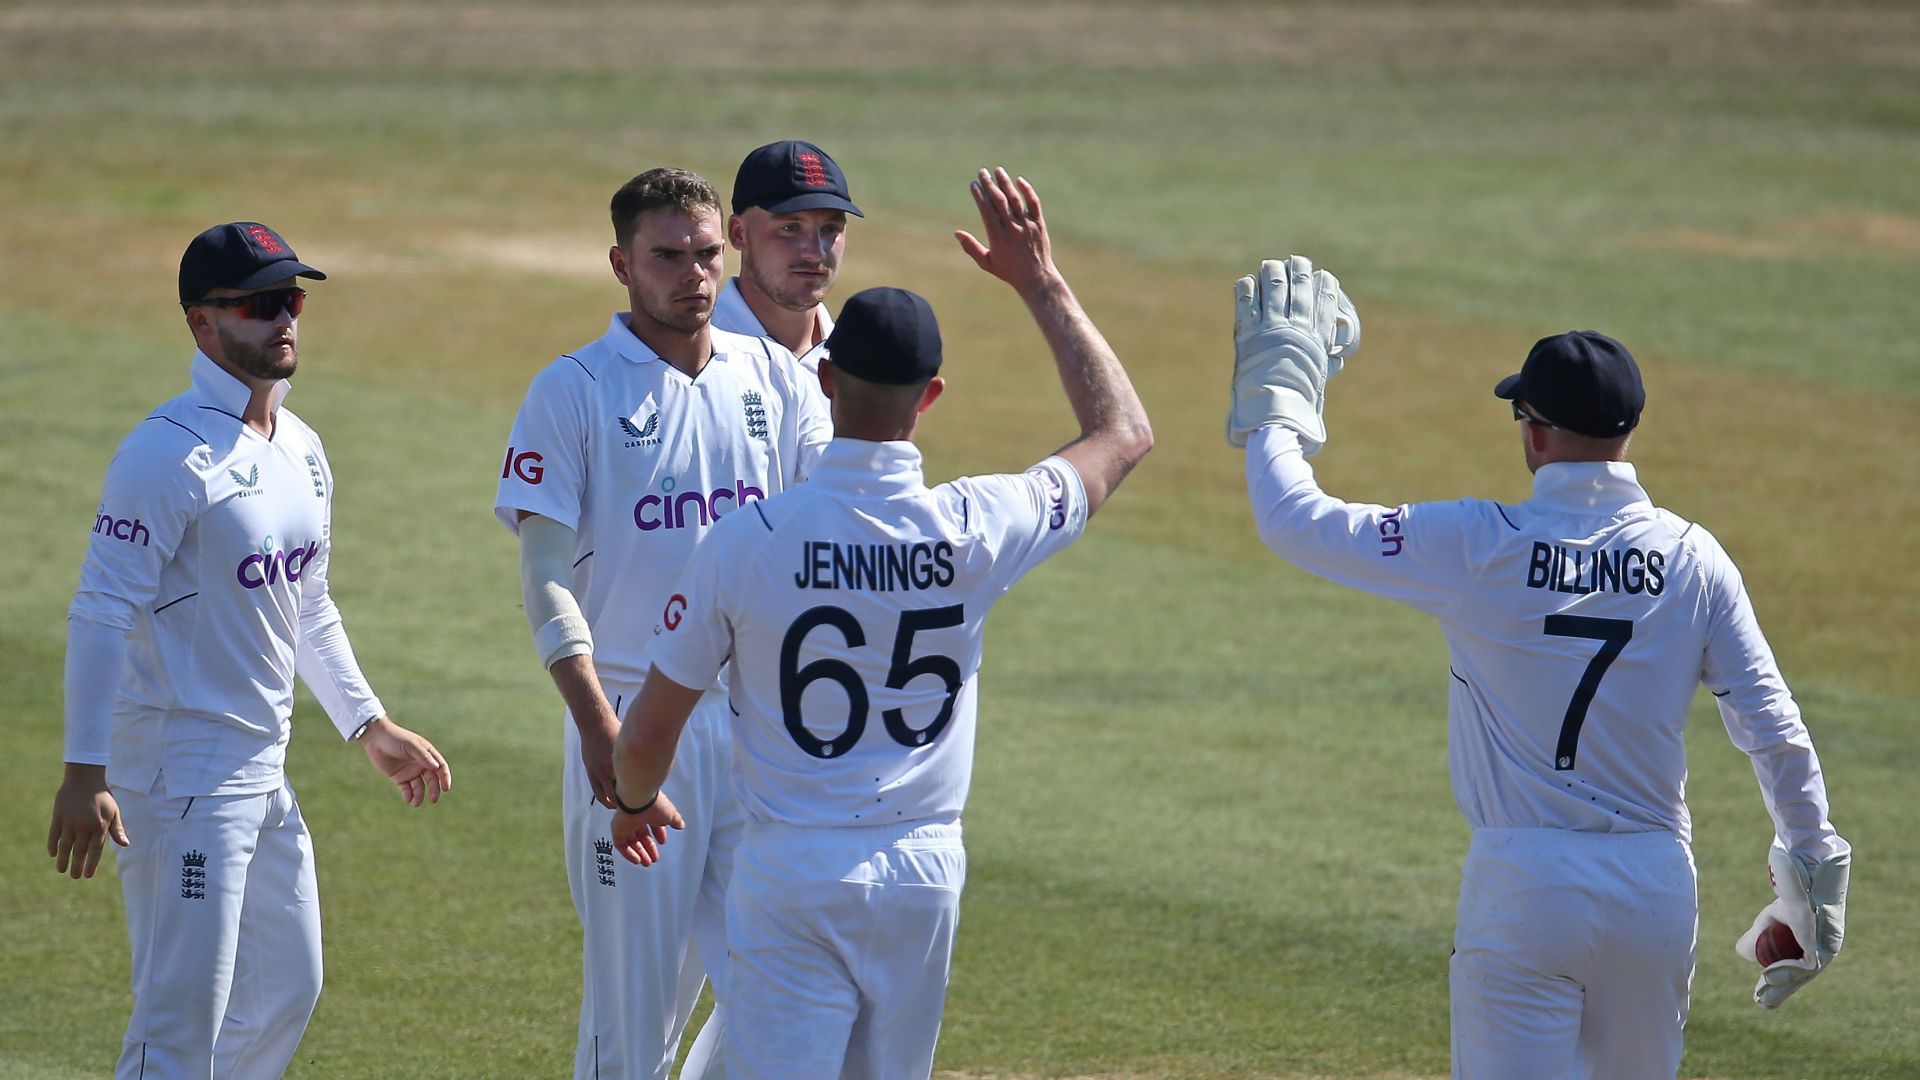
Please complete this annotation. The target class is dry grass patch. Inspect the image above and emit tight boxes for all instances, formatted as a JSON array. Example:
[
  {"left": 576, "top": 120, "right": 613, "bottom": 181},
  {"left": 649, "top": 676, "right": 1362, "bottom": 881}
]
[{"left": 1641, "top": 215, "right": 1920, "bottom": 259}]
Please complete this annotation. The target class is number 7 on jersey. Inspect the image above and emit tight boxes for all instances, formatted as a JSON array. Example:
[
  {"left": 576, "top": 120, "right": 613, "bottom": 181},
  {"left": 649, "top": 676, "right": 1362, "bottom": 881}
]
[{"left": 1543, "top": 615, "right": 1633, "bottom": 770}]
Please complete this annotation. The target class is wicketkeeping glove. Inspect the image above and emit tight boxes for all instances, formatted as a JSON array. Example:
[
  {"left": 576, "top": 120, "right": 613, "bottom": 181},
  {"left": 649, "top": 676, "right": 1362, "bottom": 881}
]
[
  {"left": 1226, "top": 255, "right": 1361, "bottom": 454},
  {"left": 1733, "top": 836, "right": 1850, "bottom": 1009}
]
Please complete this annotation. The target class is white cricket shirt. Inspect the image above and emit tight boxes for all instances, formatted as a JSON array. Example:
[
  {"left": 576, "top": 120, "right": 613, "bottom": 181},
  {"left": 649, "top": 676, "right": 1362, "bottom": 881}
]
[
  {"left": 712, "top": 277, "right": 833, "bottom": 373},
  {"left": 66, "top": 352, "right": 385, "bottom": 798},
  {"left": 1246, "top": 426, "right": 1843, "bottom": 859},
  {"left": 650, "top": 439, "right": 1088, "bottom": 827},
  {"left": 494, "top": 313, "right": 833, "bottom": 687}
]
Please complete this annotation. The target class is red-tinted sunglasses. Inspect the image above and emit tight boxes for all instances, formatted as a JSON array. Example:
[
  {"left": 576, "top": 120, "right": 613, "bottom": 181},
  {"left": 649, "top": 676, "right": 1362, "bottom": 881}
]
[{"left": 187, "top": 287, "right": 306, "bottom": 321}]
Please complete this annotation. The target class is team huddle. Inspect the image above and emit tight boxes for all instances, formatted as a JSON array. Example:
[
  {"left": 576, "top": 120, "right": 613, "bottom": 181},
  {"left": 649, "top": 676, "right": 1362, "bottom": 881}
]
[{"left": 48, "top": 140, "right": 1849, "bottom": 1079}]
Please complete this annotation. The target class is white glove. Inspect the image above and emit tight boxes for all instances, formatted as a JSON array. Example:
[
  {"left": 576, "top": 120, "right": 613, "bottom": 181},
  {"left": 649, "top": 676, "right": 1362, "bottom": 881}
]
[
  {"left": 1733, "top": 836, "right": 1850, "bottom": 1009},
  {"left": 1227, "top": 255, "right": 1361, "bottom": 453}
]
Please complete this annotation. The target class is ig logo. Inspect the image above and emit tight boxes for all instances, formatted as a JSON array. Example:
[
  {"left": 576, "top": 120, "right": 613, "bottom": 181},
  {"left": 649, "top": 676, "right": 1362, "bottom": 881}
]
[{"left": 501, "top": 447, "right": 545, "bottom": 485}]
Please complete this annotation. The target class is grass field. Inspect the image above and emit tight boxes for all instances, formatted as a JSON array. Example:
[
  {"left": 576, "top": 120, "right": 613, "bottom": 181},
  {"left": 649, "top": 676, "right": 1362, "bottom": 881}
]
[{"left": 2, "top": 2, "right": 1916, "bottom": 1076}]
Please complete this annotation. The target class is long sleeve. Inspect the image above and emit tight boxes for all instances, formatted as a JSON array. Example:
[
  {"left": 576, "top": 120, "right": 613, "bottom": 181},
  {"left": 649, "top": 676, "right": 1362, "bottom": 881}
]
[
  {"left": 63, "top": 620, "right": 129, "bottom": 764},
  {"left": 1245, "top": 424, "right": 1466, "bottom": 617},
  {"left": 293, "top": 449, "right": 384, "bottom": 740},
  {"left": 65, "top": 431, "right": 200, "bottom": 764},
  {"left": 1698, "top": 534, "right": 1845, "bottom": 861}
]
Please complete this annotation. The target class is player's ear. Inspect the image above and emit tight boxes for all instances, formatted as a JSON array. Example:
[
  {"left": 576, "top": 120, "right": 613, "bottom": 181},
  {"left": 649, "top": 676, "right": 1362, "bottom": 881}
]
[
  {"left": 727, "top": 214, "right": 746, "bottom": 250},
  {"left": 916, "top": 376, "right": 946, "bottom": 414},
  {"left": 609, "top": 244, "right": 631, "bottom": 286},
  {"left": 817, "top": 360, "right": 837, "bottom": 401},
  {"left": 1526, "top": 419, "right": 1552, "bottom": 456}
]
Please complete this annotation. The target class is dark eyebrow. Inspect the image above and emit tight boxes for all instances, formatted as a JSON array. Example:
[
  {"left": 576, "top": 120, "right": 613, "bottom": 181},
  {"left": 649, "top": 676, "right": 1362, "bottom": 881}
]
[{"left": 648, "top": 244, "right": 686, "bottom": 257}]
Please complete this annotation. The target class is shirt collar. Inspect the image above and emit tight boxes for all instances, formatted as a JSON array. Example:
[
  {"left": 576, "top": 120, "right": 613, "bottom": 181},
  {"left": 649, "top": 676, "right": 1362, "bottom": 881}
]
[
  {"left": 717, "top": 277, "right": 832, "bottom": 356},
  {"left": 604, "top": 310, "right": 755, "bottom": 368},
  {"left": 190, "top": 350, "right": 289, "bottom": 417},
  {"left": 811, "top": 300, "right": 834, "bottom": 345},
  {"left": 808, "top": 438, "right": 926, "bottom": 497},
  {"left": 714, "top": 278, "right": 764, "bottom": 337},
  {"left": 1528, "top": 460, "right": 1653, "bottom": 515},
  {"left": 604, "top": 312, "right": 663, "bottom": 365}
]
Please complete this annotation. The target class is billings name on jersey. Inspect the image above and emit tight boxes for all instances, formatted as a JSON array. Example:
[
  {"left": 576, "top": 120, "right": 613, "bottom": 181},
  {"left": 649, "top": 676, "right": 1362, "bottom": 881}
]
[
  {"left": 1526, "top": 541, "right": 1666, "bottom": 596},
  {"left": 795, "top": 540, "right": 956, "bottom": 592}
]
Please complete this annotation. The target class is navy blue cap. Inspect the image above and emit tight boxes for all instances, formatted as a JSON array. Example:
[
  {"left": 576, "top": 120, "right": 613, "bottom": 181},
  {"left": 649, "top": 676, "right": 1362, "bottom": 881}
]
[
  {"left": 825, "top": 288, "right": 942, "bottom": 385},
  {"left": 179, "top": 222, "right": 325, "bottom": 303},
  {"left": 1494, "top": 330, "right": 1644, "bottom": 438},
  {"left": 731, "top": 141, "right": 863, "bottom": 218}
]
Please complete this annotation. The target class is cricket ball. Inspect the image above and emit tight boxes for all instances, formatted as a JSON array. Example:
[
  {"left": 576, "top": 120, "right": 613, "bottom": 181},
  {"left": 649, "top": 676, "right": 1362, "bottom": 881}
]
[{"left": 1755, "top": 920, "right": 1804, "bottom": 966}]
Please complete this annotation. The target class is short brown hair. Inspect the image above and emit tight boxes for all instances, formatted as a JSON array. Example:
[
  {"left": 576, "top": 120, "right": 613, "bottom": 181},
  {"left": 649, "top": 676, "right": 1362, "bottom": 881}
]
[{"left": 610, "top": 168, "right": 721, "bottom": 248}]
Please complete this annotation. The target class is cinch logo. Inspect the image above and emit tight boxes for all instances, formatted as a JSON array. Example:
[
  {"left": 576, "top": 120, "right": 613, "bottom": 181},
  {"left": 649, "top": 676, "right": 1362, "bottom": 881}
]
[
  {"left": 236, "top": 536, "right": 320, "bottom": 589},
  {"left": 1029, "top": 467, "right": 1067, "bottom": 530},
  {"left": 93, "top": 512, "right": 151, "bottom": 547},
  {"left": 633, "top": 476, "right": 764, "bottom": 532},
  {"left": 618, "top": 413, "right": 661, "bottom": 448},
  {"left": 502, "top": 447, "right": 545, "bottom": 484},
  {"left": 1379, "top": 507, "right": 1406, "bottom": 557}
]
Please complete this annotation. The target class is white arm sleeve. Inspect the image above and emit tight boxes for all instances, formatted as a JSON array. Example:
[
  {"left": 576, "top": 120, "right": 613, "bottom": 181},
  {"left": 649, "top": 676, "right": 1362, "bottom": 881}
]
[
  {"left": 63, "top": 616, "right": 129, "bottom": 765},
  {"left": 520, "top": 514, "right": 593, "bottom": 669},
  {"left": 293, "top": 441, "right": 386, "bottom": 741},
  {"left": 295, "top": 544, "right": 387, "bottom": 741},
  {"left": 295, "top": 606, "right": 387, "bottom": 741},
  {"left": 1700, "top": 546, "right": 1845, "bottom": 862},
  {"left": 1245, "top": 425, "right": 1466, "bottom": 616}
]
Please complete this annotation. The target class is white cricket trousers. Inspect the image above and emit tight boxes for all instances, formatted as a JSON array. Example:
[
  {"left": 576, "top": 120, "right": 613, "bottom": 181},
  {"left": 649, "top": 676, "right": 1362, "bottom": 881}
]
[
  {"left": 1450, "top": 828, "right": 1697, "bottom": 1080},
  {"left": 112, "top": 779, "right": 322, "bottom": 1079},
  {"left": 563, "top": 685, "right": 740, "bottom": 1080},
  {"left": 725, "top": 816, "right": 967, "bottom": 1080}
]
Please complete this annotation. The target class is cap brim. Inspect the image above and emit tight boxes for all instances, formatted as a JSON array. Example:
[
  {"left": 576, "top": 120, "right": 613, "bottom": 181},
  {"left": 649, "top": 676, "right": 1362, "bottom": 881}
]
[
  {"left": 230, "top": 260, "right": 327, "bottom": 291},
  {"left": 754, "top": 193, "right": 865, "bottom": 218},
  {"left": 1493, "top": 372, "right": 1525, "bottom": 400}
]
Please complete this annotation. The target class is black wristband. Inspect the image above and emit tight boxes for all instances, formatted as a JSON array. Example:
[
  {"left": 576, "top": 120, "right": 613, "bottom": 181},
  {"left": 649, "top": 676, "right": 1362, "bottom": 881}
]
[{"left": 613, "top": 789, "right": 659, "bottom": 815}]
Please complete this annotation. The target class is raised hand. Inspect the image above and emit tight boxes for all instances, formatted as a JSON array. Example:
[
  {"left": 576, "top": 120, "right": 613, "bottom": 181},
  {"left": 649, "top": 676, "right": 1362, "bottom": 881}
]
[{"left": 955, "top": 167, "right": 1058, "bottom": 294}]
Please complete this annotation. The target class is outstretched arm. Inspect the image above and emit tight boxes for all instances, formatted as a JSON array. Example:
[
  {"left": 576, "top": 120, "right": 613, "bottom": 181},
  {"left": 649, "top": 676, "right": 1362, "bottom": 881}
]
[
  {"left": 608, "top": 668, "right": 698, "bottom": 866},
  {"left": 956, "top": 167, "right": 1152, "bottom": 516}
]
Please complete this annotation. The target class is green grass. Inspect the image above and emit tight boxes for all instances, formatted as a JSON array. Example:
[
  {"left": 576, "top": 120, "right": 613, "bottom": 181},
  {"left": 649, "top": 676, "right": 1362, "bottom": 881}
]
[{"left": 3, "top": 2, "right": 1917, "bottom": 1076}]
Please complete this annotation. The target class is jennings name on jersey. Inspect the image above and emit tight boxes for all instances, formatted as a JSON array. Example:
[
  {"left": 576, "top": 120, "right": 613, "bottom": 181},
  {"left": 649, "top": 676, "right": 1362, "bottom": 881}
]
[
  {"left": 651, "top": 439, "right": 1087, "bottom": 828},
  {"left": 493, "top": 314, "right": 832, "bottom": 687}
]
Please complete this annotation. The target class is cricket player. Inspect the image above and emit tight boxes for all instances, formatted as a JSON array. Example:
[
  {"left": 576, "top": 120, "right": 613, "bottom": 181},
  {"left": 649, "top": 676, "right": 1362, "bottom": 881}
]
[
  {"left": 712, "top": 139, "right": 861, "bottom": 371},
  {"left": 608, "top": 167, "right": 1154, "bottom": 1080},
  {"left": 494, "top": 168, "right": 832, "bottom": 1079},
  {"left": 1226, "top": 257, "right": 1850, "bottom": 1078},
  {"left": 46, "top": 221, "right": 452, "bottom": 1078}
]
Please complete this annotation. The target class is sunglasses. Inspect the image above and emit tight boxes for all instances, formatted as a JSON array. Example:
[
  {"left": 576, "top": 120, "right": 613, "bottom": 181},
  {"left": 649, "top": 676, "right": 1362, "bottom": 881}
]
[
  {"left": 1511, "top": 401, "right": 1560, "bottom": 429},
  {"left": 187, "top": 287, "right": 306, "bottom": 321}
]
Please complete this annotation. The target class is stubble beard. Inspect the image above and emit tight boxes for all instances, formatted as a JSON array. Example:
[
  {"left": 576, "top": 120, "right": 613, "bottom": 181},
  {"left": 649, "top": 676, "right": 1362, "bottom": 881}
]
[
  {"left": 218, "top": 325, "right": 298, "bottom": 381},
  {"left": 744, "top": 249, "right": 832, "bottom": 312},
  {"left": 634, "top": 289, "right": 711, "bottom": 337}
]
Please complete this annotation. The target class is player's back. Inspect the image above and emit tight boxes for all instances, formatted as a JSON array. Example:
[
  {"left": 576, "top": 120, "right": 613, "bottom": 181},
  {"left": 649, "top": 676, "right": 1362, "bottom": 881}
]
[
  {"left": 1436, "top": 468, "right": 1730, "bottom": 841},
  {"left": 666, "top": 440, "right": 1085, "bottom": 828}
]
